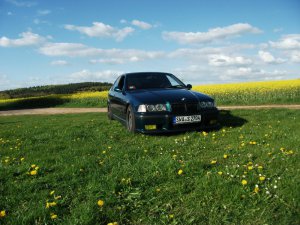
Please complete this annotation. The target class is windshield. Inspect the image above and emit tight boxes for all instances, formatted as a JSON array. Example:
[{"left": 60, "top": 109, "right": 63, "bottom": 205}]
[{"left": 126, "top": 73, "right": 186, "bottom": 90}]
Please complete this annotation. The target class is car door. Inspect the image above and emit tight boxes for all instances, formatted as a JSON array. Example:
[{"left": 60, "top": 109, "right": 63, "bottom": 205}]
[
  {"left": 111, "top": 76, "right": 127, "bottom": 121},
  {"left": 108, "top": 76, "right": 121, "bottom": 116}
]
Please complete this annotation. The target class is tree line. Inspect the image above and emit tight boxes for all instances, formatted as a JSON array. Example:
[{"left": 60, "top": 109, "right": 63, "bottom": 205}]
[{"left": 0, "top": 82, "right": 112, "bottom": 99}]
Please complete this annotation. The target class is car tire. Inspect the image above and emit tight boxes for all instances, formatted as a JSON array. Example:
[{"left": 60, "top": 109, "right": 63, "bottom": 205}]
[
  {"left": 107, "top": 103, "right": 113, "bottom": 120},
  {"left": 126, "top": 106, "right": 136, "bottom": 132}
]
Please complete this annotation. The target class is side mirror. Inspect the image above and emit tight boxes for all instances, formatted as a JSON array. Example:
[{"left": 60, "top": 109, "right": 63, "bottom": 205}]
[{"left": 186, "top": 84, "right": 192, "bottom": 90}]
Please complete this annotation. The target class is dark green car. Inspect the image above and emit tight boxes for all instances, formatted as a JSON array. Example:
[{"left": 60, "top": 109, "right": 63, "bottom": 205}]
[{"left": 107, "top": 72, "right": 219, "bottom": 133}]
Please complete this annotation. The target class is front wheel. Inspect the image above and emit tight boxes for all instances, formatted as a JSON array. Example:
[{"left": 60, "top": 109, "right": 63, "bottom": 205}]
[{"left": 126, "top": 106, "right": 136, "bottom": 132}]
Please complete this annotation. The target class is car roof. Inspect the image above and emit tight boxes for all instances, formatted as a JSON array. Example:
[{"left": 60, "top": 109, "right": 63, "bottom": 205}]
[{"left": 123, "top": 72, "right": 172, "bottom": 76}]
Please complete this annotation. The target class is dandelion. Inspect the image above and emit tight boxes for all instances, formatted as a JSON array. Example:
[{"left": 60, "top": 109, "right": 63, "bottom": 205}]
[
  {"left": 223, "top": 154, "right": 228, "bottom": 159},
  {"left": 20, "top": 157, "right": 25, "bottom": 161},
  {"left": 202, "top": 131, "right": 208, "bottom": 136},
  {"left": 31, "top": 164, "right": 36, "bottom": 168},
  {"left": 107, "top": 222, "right": 118, "bottom": 225},
  {"left": 218, "top": 171, "right": 223, "bottom": 175},
  {"left": 0, "top": 210, "right": 6, "bottom": 218},
  {"left": 257, "top": 165, "right": 263, "bottom": 170},
  {"left": 156, "top": 188, "right": 161, "bottom": 192},
  {"left": 178, "top": 169, "right": 183, "bottom": 175},
  {"left": 50, "top": 190, "right": 55, "bottom": 195},
  {"left": 97, "top": 199, "right": 104, "bottom": 207},
  {"left": 248, "top": 166, "right": 253, "bottom": 170},
  {"left": 254, "top": 185, "right": 260, "bottom": 193},
  {"left": 169, "top": 214, "right": 174, "bottom": 219},
  {"left": 46, "top": 202, "right": 57, "bottom": 208},
  {"left": 50, "top": 213, "right": 57, "bottom": 219},
  {"left": 259, "top": 176, "right": 266, "bottom": 181},
  {"left": 30, "top": 170, "right": 37, "bottom": 176},
  {"left": 241, "top": 180, "right": 248, "bottom": 186},
  {"left": 211, "top": 160, "right": 217, "bottom": 164}
]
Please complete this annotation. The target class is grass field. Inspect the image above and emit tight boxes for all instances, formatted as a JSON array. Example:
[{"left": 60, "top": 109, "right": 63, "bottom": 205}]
[
  {"left": 0, "top": 110, "right": 299, "bottom": 224},
  {"left": 0, "top": 79, "right": 299, "bottom": 110}
]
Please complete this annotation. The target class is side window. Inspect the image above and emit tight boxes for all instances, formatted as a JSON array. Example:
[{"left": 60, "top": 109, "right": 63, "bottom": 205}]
[
  {"left": 117, "top": 76, "right": 125, "bottom": 90},
  {"left": 166, "top": 74, "right": 180, "bottom": 86},
  {"left": 112, "top": 76, "right": 121, "bottom": 90}
]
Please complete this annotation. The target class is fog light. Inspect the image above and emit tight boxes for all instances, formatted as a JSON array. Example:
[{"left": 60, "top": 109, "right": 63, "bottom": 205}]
[
  {"left": 210, "top": 120, "right": 217, "bottom": 125},
  {"left": 145, "top": 125, "right": 157, "bottom": 130}
]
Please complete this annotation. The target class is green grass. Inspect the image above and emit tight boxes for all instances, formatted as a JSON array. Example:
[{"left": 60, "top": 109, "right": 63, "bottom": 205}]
[{"left": 0, "top": 110, "right": 299, "bottom": 224}]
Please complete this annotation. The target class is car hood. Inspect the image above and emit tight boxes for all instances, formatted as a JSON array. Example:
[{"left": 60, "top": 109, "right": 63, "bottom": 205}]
[{"left": 128, "top": 88, "right": 213, "bottom": 104}]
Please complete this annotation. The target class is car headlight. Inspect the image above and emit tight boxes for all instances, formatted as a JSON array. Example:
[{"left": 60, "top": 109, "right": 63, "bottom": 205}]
[{"left": 138, "top": 104, "right": 168, "bottom": 112}]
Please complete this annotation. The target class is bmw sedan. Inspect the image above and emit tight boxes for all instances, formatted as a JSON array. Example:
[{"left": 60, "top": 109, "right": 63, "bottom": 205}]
[{"left": 107, "top": 72, "right": 219, "bottom": 133}]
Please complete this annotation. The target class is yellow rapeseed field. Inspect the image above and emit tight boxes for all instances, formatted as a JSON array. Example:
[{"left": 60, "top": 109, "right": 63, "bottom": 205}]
[
  {"left": 193, "top": 79, "right": 300, "bottom": 95},
  {"left": 0, "top": 79, "right": 299, "bottom": 107}
]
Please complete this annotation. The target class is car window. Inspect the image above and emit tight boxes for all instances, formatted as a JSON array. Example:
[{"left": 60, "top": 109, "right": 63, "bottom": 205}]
[
  {"left": 117, "top": 76, "right": 125, "bottom": 90},
  {"left": 126, "top": 73, "right": 184, "bottom": 90}
]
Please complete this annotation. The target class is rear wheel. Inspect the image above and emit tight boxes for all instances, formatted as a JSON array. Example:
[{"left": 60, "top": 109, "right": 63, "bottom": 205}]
[
  {"left": 107, "top": 103, "right": 113, "bottom": 120},
  {"left": 126, "top": 106, "right": 136, "bottom": 132}
]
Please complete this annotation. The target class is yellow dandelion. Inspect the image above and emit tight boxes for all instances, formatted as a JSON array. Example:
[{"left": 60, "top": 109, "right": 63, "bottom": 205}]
[
  {"left": 107, "top": 222, "right": 118, "bottom": 225},
  {"left": 248, "top": 166, "right": 253, "bottom": 170},
  {"left": 218, "top": 171, "right": 223, "bottom": 175},
  {"left": 97, "top": 199, "right": 104, "bottom": 207},
  {"left": 223, "top": 154, "right": 228, "bottom": 159},
  {"left": 202, "top": 131, "right": 208, "bottom": 136},
  {"left": 169, "top": 214, "right": 174, "bottom": 219},
  {"left": 0, "top": 210, "right": 6, "bottom": 218},
  {"left": 257, "top": 165, "right": 263, "bottom": 170},
  {"left": 20, "top": 157, "right": 25, "bottom": 161},
  {"left": 30, "top": 170, "right": 37, "bottom": 176},
  {"left": 35, "top": 166, "right": 39, "bottom": 170},
  {"left": 254, "top": 185, "right": 260, "bottom": 193},
  {"left": 54, "top": 195, "right": 62, "bottom": 200},
  {"left": 156, "top": 188, "right": 161, "bottom": 192},
  {"left": 241, "top": 180, "right": 247, "bottom": 186},
  {"left": 211, "top": 160, "right": 217, "bottom": 164},
  {"left": 178, "top": 169, "right": 183, "bottom": 175},
  {"left": 259, "top": 176, "right": 266, "bottom": 181},
  {"left": 102, "top": 150, "right": 106, "bottom": 154},
  {"left": 50, "top": 190, "right": 55, "bottom": 195},
  {"left": 31, "top": 164, "right": 36, "bottom": 168},
  {"left": 50, "top": 213, "right": 57, "bottom": 219}
]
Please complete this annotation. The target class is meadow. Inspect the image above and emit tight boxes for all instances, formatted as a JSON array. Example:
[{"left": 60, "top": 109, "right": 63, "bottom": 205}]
[
  {"left": 0, "top": 109, "right": 299, "bottom": 224},
  {"left": 0, "top": 79, "right": 299, "bottom": 110}
]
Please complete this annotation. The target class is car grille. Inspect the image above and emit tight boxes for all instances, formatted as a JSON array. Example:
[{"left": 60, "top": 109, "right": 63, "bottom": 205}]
[{"left": 171, "top": 103, "right": 199, "bottom": 114}]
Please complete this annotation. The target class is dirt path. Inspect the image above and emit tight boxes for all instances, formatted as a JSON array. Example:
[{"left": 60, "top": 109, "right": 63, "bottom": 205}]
[{"left": 0, "top": 105, "right": 299, "bottom": 116}]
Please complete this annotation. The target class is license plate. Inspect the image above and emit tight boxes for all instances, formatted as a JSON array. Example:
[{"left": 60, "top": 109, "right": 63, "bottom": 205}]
[{"left": 173, "top": 115, "right": 201, "bottom": 124}]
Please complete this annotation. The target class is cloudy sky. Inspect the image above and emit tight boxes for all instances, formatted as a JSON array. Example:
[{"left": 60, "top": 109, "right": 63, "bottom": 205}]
[{"left": 0, "top": 0, "right": 299, "bottom": 90}]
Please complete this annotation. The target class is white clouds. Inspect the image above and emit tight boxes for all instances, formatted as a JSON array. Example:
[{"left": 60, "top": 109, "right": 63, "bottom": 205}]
[
  {"left": 39, "top": 43, "right": 102, "bottom": 57},
  {"left": 221, "top": 67, "right": 286, "bottom": 81},
  {"left": 0, "top": 31, "right": 46, "bottom": 47},
  {"left": 131, "top": 20, "right": 152, "bottom": 30},
  {"left": 39, "top": 42, "right": 164, "bottom": 63},
  {"left": 50, "top": 60, "right": 69, "bottom": 66},
  {"left": 209, "top": 54, "right": 252, "bottom": 67},
  {"left": 290, "top": 51, "right": 300, "bottom": 63},
  {"left": 37, "top": 9, "right": 51, "bottom": 16},
  {"left": 69, "top": 70, "right": 122, "bottom": 82},
  {"left": 64, "top": 22, "right": 134, "bottom": 41},
  {"left": 5, "top": 0, "right": 36, "bottom": 7},
  {"left": 89, "top": 49, "right": 164, "bottom": 64},
  {"left": 258, "top": 51, "right": 285, "bottom": 64},
  {"left": 163, "top": 23, "right": 262, "bottom": 44},
  {"left": 269, "top": 34, "right": 300, "bottom": 50}
]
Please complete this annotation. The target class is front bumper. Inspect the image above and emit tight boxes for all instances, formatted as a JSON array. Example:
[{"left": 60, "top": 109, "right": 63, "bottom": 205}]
[{"left": 134, "top": 108, "right": 219, "bottom": 133}]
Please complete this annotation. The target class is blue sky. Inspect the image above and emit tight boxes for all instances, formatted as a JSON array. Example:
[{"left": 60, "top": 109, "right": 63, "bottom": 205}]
[{"left": 0, "top": 0, "right": 299, "bottom": 90}]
